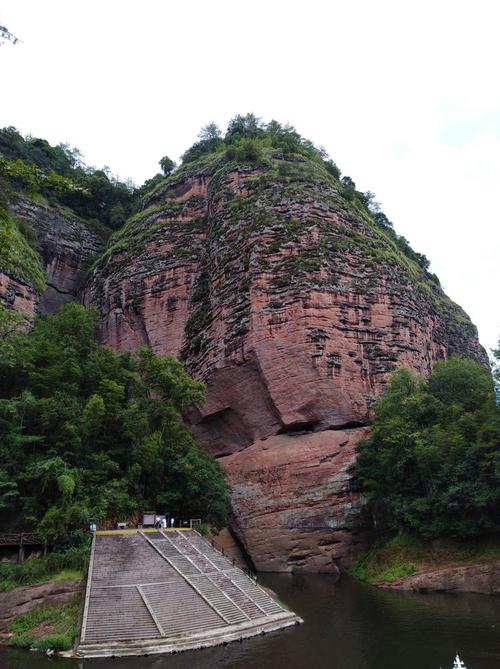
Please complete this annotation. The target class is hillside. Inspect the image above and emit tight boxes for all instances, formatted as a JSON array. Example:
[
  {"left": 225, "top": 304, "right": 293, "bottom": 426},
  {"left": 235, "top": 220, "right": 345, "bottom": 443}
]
[{"left": 0, "top": 117, "right": 487, "bottom": 572}]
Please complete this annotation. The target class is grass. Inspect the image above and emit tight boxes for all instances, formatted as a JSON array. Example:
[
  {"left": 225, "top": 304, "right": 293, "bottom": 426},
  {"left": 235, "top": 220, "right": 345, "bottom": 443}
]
[
  {"left": 51, "top": 569, "right": 82, "bottom": 582},
  {"left": 0, "top": 546, "right": 88, "bottom": 592},
  {"left": 9, "top": 595, "right": 81, "bottom": 652},
  {"left": 350, "top": 534, "right": 500, "bottom": 585},
  {"left": 0, "top": 208, "right": 46, "bottom": 291}
]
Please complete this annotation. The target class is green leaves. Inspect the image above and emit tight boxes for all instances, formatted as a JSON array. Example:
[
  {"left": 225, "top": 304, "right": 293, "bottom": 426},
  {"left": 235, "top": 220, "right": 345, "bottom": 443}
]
[
  {"left": 0, "top": 303, "right": 229, "bottom": 544},
  {"left": 0, "top": 469, "right": 18, "bottom": 510},
  {"left": 352, "top": 357, "right": 500, "bottom": 539},
  {"left": 0, "top": 209, "right": 46, "bottom": 292}
]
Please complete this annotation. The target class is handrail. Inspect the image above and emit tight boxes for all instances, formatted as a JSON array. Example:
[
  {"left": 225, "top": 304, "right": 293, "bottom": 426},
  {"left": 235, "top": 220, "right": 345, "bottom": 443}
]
[{"left": 0, "top": 532, "right": 46, "bottom": 546}]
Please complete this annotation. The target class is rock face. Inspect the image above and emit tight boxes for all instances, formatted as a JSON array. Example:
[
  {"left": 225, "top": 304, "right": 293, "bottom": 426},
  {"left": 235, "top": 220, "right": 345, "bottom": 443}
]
[
  {"left": 0, "top": 271, "right": 39, "bottom": 318},
  {"left": 10, "top": 198, "right": 104, "bottom": 314},
  {"left": 0, "top": 579, "right": 82, "bottom": 631},
  {"left": 386, "top": 561, "right": 500, "bottom": 595},
  {"left": 85, "top": 151, "right": 487, "bottom": 572},
  {"left": 222, "top": 428, "right": 371, "bottom": 572}
]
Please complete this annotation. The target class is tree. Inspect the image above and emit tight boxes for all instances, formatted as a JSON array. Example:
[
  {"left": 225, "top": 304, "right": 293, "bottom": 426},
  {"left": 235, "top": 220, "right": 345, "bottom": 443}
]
[
  {"left": 0, "top": 126, "right": 138, "bottom": 229},
  {"left": 0, "top": 303, "right": 230, "bottom": 543},
  {"left": 225, "top": 113, "right": 263, "bottom": 141},
  {"left": 198, "top": 123, "right": 222, "bottom": 142},
  {"left": 373, "top": 211, "right": 393, "bottom": 230},
  {"left": 341, "top": 176, "right": 356, "bottom": 189},
  {"left": 352, "top": 358, "right": 500, "bottom": 539},
  {"left": 159, "top": 155, "right": 175, "bottom": 177},
  {"left": 362, "top": 191, "right": 381, "bottom": 214},
  {"left": 493, "top": 339, "right": 500, "bottom": 400}
]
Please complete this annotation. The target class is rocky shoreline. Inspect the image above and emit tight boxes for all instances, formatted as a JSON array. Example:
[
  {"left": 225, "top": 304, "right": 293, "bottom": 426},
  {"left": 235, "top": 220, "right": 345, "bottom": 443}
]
[
  {"left": 380, "top": 560, "right": 500, "bottom": 595},
  {"left": 0, "top": 579, "right": 82, "bottom": 639}
]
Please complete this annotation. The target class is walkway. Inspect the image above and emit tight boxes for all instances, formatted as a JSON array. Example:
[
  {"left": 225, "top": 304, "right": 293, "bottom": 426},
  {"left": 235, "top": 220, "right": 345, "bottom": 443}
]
[{"left": 76, "top": 529, "right": 301, "bottom": 658}]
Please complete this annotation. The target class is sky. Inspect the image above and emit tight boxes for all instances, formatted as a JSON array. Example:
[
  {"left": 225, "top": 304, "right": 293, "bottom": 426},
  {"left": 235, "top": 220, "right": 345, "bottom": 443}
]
[{"left": 1, "top": 0, "right": 499, "bottom": 354}]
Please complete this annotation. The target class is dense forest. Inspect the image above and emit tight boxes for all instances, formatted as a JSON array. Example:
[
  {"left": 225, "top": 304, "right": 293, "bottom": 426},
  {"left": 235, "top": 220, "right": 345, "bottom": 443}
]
[{"left": 0, "top": 304, "right": 229, "bottom": 546}]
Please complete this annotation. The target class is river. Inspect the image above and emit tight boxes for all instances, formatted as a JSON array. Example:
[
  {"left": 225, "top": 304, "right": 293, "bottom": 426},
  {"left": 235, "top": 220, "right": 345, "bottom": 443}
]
[{"left": 2, "top": 574, "right": 500, "bottom": 669}]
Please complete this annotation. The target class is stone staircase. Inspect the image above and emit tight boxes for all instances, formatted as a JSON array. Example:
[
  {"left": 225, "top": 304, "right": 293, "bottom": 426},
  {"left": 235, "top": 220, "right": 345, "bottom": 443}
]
[{"left": 77, "top": 529, "right": 301, "bottom": 658}]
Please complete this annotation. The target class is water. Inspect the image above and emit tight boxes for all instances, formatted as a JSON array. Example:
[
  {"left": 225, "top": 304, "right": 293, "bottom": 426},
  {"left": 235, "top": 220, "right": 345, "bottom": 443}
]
[{"left": 2, "top": 574, "right": 500, "bottom": 669}]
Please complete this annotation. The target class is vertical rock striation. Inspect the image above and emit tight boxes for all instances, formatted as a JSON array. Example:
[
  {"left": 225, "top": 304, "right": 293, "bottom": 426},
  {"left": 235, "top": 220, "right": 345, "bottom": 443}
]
[
  {"left": 1, "top": 198, "right": 104, "bottom": 317},
  {"left": 11, "top": 198, "right": 105, "bottom": 314},
  {"left": 86, "top": 151, "right": 487, "bottom": 572}
]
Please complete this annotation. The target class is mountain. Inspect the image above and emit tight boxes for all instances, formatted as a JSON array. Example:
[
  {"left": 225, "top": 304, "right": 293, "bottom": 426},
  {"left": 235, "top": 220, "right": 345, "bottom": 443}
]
[{"left": 0, "top": 120, "right": 487, "bottom": 571}]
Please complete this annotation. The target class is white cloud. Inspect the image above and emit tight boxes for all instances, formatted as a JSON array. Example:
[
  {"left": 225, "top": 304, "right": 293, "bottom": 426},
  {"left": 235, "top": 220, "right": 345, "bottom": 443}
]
[{"left": 1, "top": 0, "right": 498, "bottom": 351}]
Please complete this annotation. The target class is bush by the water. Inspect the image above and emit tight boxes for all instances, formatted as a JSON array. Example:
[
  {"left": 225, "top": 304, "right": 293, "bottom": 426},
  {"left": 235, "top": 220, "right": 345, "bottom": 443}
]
[
  {"left": 352, "top": 356, "right": 500, "bottom": 539},
  {"left": 0, "top": 303, "right": 230, "bottom": 546}
]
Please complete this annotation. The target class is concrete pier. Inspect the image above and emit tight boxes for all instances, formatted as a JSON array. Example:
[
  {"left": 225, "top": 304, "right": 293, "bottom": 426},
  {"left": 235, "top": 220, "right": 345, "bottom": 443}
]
[{"left": 75, "top": 529, "right": 301, "bottom": 658}]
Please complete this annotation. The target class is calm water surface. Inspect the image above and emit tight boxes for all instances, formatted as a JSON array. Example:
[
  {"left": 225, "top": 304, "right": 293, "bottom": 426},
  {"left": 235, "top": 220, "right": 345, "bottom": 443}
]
[{"left": 2, "top": 574, "right": 500, "bottom": 669}]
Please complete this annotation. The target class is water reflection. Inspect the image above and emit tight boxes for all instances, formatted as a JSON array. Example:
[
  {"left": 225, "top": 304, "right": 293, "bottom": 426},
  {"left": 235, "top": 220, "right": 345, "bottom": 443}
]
[{"left": 2, "top": 574, "right": 500, "bottom": 669}]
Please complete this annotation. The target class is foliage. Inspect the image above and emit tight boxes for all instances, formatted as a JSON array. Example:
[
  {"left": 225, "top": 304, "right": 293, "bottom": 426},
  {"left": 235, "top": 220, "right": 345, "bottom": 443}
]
[
  {"left": 181, "top": 114, "right": 328, "bottom": 166},
  {"left": 177, "top": 115, "right": 433, "bottom": 274},
  {"left": 0, "top": 303, "right": 230, "bottom": 545},
  {"left": 493, "top": 339, "right": 500, "bottom": 400},
  {"left": 0, "top": 155, "right": 82, "bottom": 199},
  {"left": 0, "top": 126, "right": 138, "bottom": 230},
  {"left": 159, "top": 155, "right": 176, "bottom": 177},
  {"left": 350, "top": 533, "right": 500, "bottom": 584},
  {"left": 9, "top": 596, "right": 81, "bottom": 652},
  {"left": 0, "top": 208, "right": 46, "bottom": 291},
  {"left": 352, "top": 358, "right": 500, "bottom": 539},
  {"left": 0, "top": 546, "right": 88, "bottom": 591}
]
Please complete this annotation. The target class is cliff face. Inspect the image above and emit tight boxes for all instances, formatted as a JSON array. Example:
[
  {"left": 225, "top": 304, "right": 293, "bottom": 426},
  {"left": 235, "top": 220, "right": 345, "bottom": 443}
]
[
  {"left": 0, "top": 272, "right": 39, "bottom": 318},
  {"left": 0, "top": 198, "right": 104, "bottom": 317},
  {"left": 85, "top": 151, "right": 486, "bottom": 572}
]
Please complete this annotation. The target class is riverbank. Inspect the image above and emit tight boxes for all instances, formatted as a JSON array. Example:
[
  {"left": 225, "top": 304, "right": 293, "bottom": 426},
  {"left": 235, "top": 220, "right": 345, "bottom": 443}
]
[
  {"left": 0, "top": 551, "right": 85, "bottom": 653},
  {"left": 0, "top": 578, "right": 82, "bottom": 651},
  {"left": 350, "top": 534, "right": 500, "bottom": 594}
]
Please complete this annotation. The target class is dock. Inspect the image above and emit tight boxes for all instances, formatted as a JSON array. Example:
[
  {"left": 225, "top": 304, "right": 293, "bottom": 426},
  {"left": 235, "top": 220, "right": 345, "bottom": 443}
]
[{"left": 76, "top": 529, "right": 302, "bottom": 658}]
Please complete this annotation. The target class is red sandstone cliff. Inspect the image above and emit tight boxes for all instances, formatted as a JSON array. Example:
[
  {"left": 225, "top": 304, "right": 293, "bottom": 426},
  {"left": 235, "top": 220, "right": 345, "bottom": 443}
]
[
  {"left": 0, "top": 198, "right": 104, "bottom": 317},
  {"left": 85, "top": 151, "right": 486, "bottom": 572}
]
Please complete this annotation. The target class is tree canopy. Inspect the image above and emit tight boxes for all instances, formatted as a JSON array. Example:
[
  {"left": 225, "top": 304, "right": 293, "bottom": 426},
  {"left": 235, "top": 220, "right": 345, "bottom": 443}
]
[
  {"left": 0, "top": 303, "right": 230, "bottom": 546},
  {"left": 352, "top": 357, "right": 500, "bottom": 539},
  {"left": 159, "top": 155, "right": 176, "bottom": 177}
]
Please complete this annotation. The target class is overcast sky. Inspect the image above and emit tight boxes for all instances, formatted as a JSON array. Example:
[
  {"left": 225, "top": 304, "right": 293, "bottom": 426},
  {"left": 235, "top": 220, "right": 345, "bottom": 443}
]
[{"left": 1, "top": 0, "right": 499, "bottom": 354}]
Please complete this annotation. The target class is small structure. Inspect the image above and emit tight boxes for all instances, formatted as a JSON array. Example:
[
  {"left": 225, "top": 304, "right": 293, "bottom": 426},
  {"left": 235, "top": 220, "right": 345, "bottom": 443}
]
[
  {"left": 0, "top": 533, "right": 47, "bottom": 562},
  {"left": 453, "top": 655, "right": 467, "bottom": 669},
  {"left": 142, "top": 512, "right": 156, "bottom": 527}
]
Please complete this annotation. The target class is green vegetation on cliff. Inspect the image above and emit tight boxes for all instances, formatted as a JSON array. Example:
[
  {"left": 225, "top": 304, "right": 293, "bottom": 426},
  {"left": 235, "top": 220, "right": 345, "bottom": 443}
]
[
  {"left": 0, "top": 208, "right": 46, "bottom": 291},
  {"left": 0, "top": 127, "right": 138, "bottom": 230},
  {"left": 350, "top": 534, "right": 500, "bottom": 584},
  {"left": 84, "top": 114, "right": 482, "bottom": 375},
  {"left": 0, "top": 303, "right": 230, "bottom": 545},
  {"left": 352, "top": 357, "right": 500, "bottom": 540},
  {"left": 146, "top": 113, "right": 432, "bottom": 273}
]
